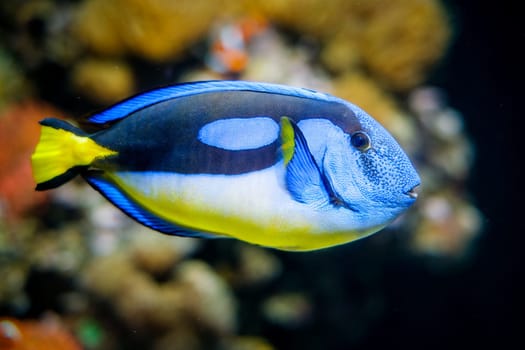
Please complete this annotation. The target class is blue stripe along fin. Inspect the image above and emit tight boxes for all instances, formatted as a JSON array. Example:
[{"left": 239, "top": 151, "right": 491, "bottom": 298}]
[
  {"left": 88, "top": 80, "right": 344, "bottom": 124},
  {"left": 83, "top": 172, "right": 217, "bottom": 238}
]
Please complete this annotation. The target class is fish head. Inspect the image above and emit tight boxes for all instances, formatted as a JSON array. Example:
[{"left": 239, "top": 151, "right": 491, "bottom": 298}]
[{"left": 322, "top": 103, "right": 420, "bottom": 225}]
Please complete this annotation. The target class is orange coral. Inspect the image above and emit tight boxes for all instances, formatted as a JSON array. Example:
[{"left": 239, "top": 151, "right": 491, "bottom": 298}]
[
  {"left": 0, "top": 317, "right": 81, "bottom": 350},
  {"left": 0, "top": 101, "right": 64, "bottom": 221}
]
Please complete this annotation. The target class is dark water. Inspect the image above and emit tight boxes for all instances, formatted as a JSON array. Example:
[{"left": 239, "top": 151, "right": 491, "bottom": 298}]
[{"left": 367, "top": 1, "right": 520, "bottom": 347}]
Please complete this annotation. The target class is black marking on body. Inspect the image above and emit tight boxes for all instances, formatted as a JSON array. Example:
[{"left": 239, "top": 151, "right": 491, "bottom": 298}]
[{"left": 92, "top": 91, "right": 361, "bottom": 175}]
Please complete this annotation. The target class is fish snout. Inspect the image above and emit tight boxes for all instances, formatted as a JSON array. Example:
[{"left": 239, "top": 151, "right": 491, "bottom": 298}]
[{"left": 404, "top": 184, "right": 420, "bottom": 200}]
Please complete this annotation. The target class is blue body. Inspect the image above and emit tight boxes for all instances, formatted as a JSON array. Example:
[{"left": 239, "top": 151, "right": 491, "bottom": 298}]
[{"left": 37, "top": 81, "right": 421, "bottom": 250}]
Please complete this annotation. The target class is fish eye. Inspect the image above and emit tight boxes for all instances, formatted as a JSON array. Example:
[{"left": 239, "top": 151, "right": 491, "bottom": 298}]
[{"left": 350, "top": 131, "right": 371, "bottom": 152}]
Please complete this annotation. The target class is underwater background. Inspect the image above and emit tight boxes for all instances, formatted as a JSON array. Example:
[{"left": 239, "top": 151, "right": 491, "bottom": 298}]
[{"left": 0, "top": 1, "right": 519, "bottom": 349}]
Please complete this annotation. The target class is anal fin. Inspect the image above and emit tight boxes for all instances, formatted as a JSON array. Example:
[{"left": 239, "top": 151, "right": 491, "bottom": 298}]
[{"left": 84, "top": 173, "right": 215, "bottom": 238}]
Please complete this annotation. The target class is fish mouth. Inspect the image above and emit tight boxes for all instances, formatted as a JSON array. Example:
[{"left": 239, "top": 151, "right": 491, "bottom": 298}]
[{"left": 404, "top": 184, "right": 420, "bottom": 199}]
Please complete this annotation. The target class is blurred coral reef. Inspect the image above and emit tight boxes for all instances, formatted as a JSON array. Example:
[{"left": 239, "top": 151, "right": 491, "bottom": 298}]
[
  {"left": 0, "top": 47, "right": 31, "bottom": 111},
  {"left": 74, "top": 0, "right": 222, "bottom": 61},
  {"left": 0, "top": 102, "right": 65, "bottom": 222},
  {"left": 0, "top": 0, "right": 481, "bottom": 349},
  {"left": 0, "top": 316, "right": 82, "bottom": 350},
  {"left": 71, "top": 58, "right": 135, "bottom": 104}
]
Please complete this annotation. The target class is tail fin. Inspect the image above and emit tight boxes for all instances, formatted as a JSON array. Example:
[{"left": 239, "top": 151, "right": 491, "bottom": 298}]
[{"left": 31, "top": 118, "right": 117, "bottom": 191}]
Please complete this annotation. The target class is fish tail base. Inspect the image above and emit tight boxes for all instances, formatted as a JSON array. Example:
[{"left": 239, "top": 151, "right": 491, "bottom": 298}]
[{"left": 31, "top": 118, "right": 117, "bottom": 190}]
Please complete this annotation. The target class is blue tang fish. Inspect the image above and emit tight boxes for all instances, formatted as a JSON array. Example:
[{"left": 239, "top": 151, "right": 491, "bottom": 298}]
[{"left": 31, "top": 80, "right": 420, "bottom": 251}]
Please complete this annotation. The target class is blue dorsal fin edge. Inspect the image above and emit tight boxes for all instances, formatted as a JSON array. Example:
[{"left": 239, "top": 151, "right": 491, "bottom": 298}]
[
  {"left": 88, "top": 80, "right": 342, "bottom": 124},
  {"left": 84, "top": 173, "right": 216, "bottom": 238}
]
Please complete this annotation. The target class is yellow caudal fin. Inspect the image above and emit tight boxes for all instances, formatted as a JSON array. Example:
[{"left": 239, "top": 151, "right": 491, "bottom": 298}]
[{"left": 31, "top": 118, "right": 117, "bottom": 190}]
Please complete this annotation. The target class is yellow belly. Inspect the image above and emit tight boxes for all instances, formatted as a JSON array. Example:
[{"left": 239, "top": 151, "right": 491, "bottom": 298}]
[{"left": 105, "top": 170, "right": 376, "bottom": 251}]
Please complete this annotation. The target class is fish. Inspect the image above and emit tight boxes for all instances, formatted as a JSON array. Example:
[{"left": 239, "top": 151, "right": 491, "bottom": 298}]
[{"left": 31, "top": 80, "right": 420, "bottom": 251}]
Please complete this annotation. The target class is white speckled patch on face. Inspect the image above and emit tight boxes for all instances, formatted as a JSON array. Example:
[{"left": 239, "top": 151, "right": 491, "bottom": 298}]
[{"left": 198, "top": 117, "right": 279, "bottom": 151}]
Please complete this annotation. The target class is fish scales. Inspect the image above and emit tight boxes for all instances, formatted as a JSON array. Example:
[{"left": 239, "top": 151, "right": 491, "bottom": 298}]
[{"left": 31, "top": 80, "right": 420, "bottom": 251}]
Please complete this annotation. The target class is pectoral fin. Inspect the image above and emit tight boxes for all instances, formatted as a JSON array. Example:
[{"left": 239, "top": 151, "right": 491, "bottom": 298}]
[{"left": 280, "top": 117, "right": 331, "bottom": 207}]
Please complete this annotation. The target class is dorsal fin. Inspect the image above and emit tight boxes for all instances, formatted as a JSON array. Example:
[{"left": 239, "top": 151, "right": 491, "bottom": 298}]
[{"left": 87, "top": 80, "right": 342, "bottom": 124}]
